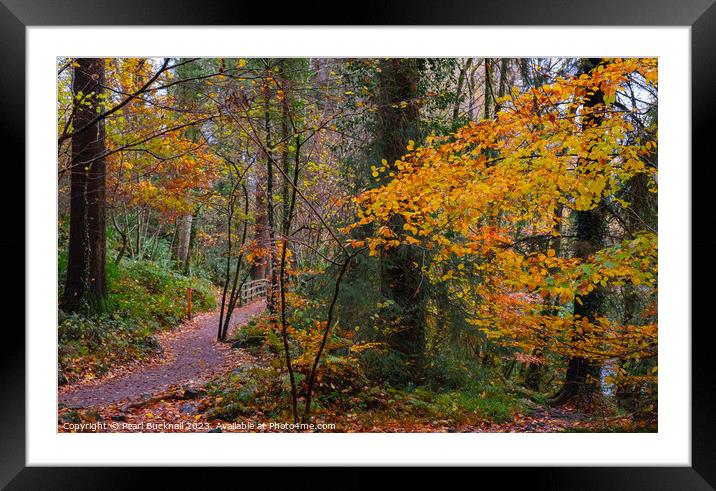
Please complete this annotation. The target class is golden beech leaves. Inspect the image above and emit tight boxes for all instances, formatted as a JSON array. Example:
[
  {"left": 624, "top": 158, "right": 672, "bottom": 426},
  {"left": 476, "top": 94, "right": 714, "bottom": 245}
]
[
  {"left": 101, "top": 59, "right": 219, "bottom": 220},
  {"left": 346, "top": 58, "right": 658, "bottom": 376}
]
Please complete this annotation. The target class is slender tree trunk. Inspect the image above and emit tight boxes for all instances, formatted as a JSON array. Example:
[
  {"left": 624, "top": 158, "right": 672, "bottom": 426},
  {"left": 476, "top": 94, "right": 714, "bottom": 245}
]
[
  {"left": 466, "top": 60, "right": 480, "bottom": 121},
  {"left": 183, "top": 210, "right": 198, "bottom": 275},
  {"left": 220, "top": 185, "right": 250, "bottom": 341},
  {"left": 135, "top": 207, "right": 142, "bottom": 258},
  {"left": 176, "top": 213, "right": 193, "bottom": 271},
  {"left": 149, "top": 226, "right": 163, "bottom": 261},
  {"left": 484, "top": 58, "right": 493, "bottom": 119},
  {"left": 279, "top": 136, "right": 303, "bottom": 423},
  {"left": 218, "top": 188, "right": 237, "bottom": 340},
  {"left": 263, "top": 68, "right": 278, "bottom": 314},
  {"left": 280, "top": 61, "right": 292, "bottom": 237},
  {"left": 452, "top": 58, "right": 472, "bottom": 125},
  {"left": 127, "top": 213, "right": 136, "bottom": 260},
  {"left": 112, "top": 211, "right": 129, "bottom": 266},
  {"left": 168, "top": 216, "right": 179, "bottom": 263},
  {"left": 302, "top": 254, "right": 354, "bottom": 423}
]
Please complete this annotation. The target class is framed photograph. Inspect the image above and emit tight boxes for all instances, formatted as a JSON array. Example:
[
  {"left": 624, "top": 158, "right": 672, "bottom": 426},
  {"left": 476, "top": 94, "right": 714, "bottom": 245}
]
[{"left": 4, "top": 0, "right": 714, "bottom": 487}]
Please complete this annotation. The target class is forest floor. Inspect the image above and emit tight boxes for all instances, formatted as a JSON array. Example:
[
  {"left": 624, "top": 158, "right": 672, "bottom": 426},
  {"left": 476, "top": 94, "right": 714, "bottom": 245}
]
[
  {"left": 58, "top": 300, "right": 265, "bottom": 409},
  {"left": 58, "top": 298, "right": 650, "bottom": 433}
]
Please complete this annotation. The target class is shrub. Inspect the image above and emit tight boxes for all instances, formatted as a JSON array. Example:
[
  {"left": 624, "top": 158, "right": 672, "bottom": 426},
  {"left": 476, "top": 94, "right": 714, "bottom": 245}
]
[
  {"left": 109, "top": 260, "right": 215, "bottom": 326},
  {"left": 205, "top": 367, "right": 287, "bottom": 420},
  {"left": 393, "top": 383, "right": 521, "bottom": 423},
  {"left": 232, "top": 317, "right": 277, "bottom": 354}
]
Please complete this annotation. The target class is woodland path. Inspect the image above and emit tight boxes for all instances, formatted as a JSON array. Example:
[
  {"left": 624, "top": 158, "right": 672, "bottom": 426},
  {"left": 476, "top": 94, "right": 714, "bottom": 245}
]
[{"left": 59, "top": 300, "right": 266, "bottom": 408}]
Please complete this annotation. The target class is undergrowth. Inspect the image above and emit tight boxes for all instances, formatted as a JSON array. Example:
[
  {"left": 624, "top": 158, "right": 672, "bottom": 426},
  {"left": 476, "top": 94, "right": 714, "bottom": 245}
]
[{"left": 58, "top": 260, "right": 215, "bottom": 384}]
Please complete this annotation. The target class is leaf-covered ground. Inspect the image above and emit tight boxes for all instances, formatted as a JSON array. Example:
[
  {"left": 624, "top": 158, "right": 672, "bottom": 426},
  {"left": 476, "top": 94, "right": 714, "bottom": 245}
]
[
  {"left": 58, "top": 388, "right": 652, "bottom": 433},
  {"left": 59, "top": 300, "right": 265, "bottom": 409},
  {"left": 58, "top": 298, "right": 654, "bottom": 434}
]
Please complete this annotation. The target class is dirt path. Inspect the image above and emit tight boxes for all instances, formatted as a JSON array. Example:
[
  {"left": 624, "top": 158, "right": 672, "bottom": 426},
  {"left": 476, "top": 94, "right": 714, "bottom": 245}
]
[{"left": 59, "top": 300, "right": 266, "bottom": 408}]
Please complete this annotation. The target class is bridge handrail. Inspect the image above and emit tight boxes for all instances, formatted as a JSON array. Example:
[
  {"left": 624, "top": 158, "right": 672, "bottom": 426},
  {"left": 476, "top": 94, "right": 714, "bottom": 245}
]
[{"left": 240, "top": 279, "right": 269, "bottom": 305}]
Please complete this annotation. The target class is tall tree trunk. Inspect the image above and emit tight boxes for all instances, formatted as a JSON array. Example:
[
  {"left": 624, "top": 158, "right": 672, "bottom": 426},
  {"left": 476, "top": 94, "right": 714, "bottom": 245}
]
[
  {"left": 250, "top": 162, "right": 270, "bottom": 281},
  {"left": 484, "top": 58, "right": 494, "bottom": 119},
  {"left": 134, "top": 207, "right": 142, "bottom": 257},
  {"left": 263, "top": 66, "right": 278, "bottom": 314},
  {"left": 495, "top": 58, "right": 510, "bottom": 112},
  {"left": 183, "top": 208, "right": 199, "bottom": 275},
  {"left": 63, "top": 58, "right": 108, "bottom": 313},
  {"left": 280, "top": 64, "right": 292, "bottom": 237},
  {"left": 466, "top": 60, "right": 480, "bottom": 121},
  {"left": 169, "top": 216, "right": 179, "bottom": 263},
  {"left": 149, "top": 227, "right": 162, "bottom": 261},
  {"left": 452, "top": 58, "right": 472, "bottom": 126},
  {"left": 376, "top": 58, "right": 426, "bottom": 381},
  {"left": 219, "top": 186, "right": 238, "bottom": 339},
  {"left": 524, "top": 205, "right": 564, "bottom": 392},
  {"left": 176, "top": 213, "right": 193, "bottom": 271},
  {"left": 220, "top": 185, "right": 250, "bottom": 341},
  {"left": 171, "top": 58, "right": 201, "bottom": 274},
  {"left": 553, "top": 58, "right": 607, "bottom": 405}
]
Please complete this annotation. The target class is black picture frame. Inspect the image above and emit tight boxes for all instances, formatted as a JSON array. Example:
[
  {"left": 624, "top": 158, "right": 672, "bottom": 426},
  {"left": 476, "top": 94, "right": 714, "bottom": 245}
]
[{"left": 3, "top": 0, "right": 713, "bottom": 488}]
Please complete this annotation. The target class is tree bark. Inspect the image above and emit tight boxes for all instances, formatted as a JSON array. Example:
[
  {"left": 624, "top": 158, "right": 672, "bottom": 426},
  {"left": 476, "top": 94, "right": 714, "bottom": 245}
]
[
  {"left": 376, "top": 58, "right": 427, "bottom": 381},
  {"left": 250, "top": 165, "right": 270, "bottom": 281},
  {"left": 262, "top": 65, "right": 278, "bottom": 314},
  {"left": 483, "top": 58, "right": 493, "bottom": 119},
  {"left": 219, "top": 185, "right": 250, "bottom": 341},
  {"left": 279, "top": 61, "right": 292, "bottom": 237},
  {"left": 176, "top": 213, "right": 193, "bottom": 271},
  {"left": 552, "top": 58, "right": 607, "bottom": 406},
  {"left": 183, "top": 209, "right": 199, "bottom": 275},
  {"left": 452, "top": 58, "right": 472, "bottom": 125},
  {"left": 62, "top": 58, "right": 108, "bottom": 313}
]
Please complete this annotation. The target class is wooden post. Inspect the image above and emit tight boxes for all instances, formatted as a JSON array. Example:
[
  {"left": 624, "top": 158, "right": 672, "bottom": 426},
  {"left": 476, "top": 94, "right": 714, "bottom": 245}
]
[{"left": 186, "top": 287, "right": 192, "bottom": 320}]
